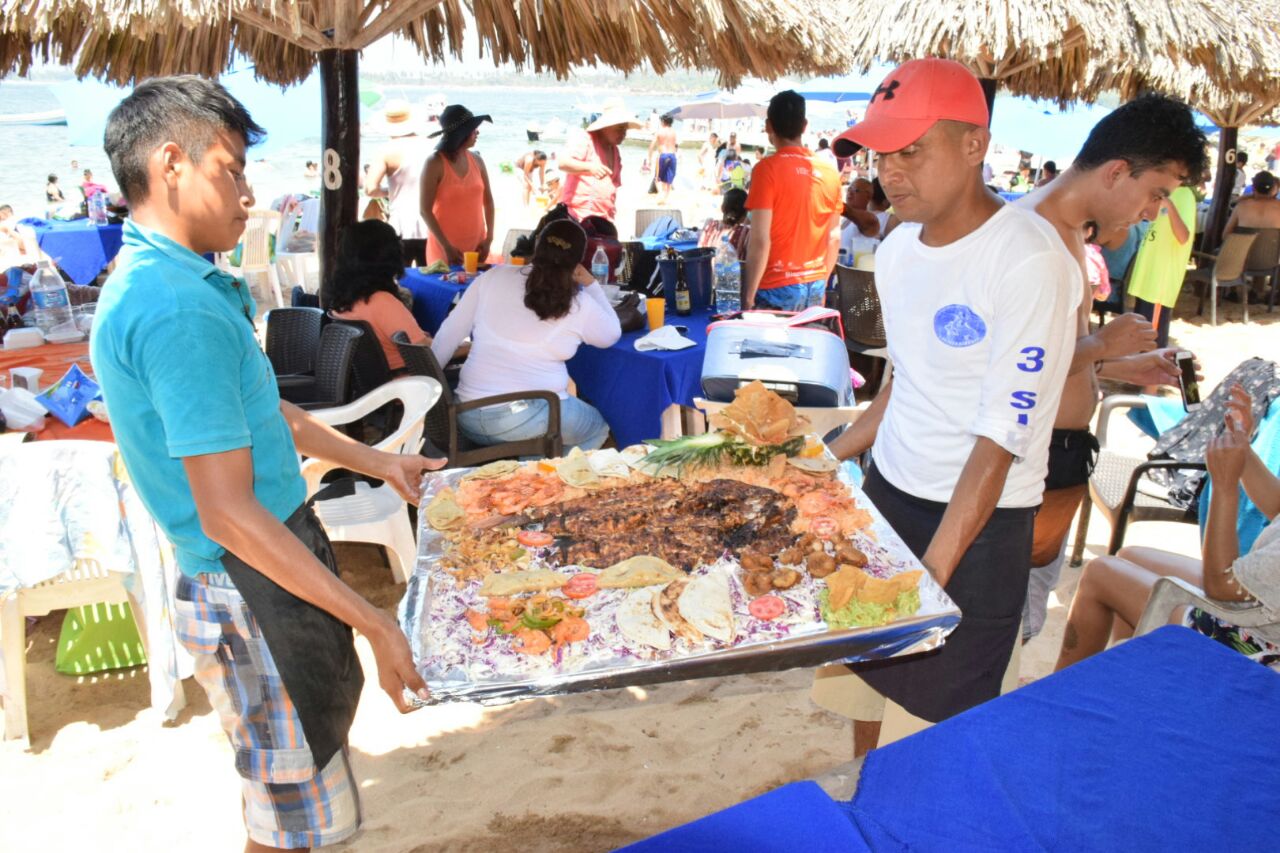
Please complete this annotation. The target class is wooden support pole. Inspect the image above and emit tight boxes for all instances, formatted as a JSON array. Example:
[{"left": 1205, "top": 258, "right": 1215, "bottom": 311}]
[
  {"left": 318, "top": 48, "right": 361, "bottom": 307},
  {"left": 1202, "top": 126, "right": 1238, "bottom": 255}
]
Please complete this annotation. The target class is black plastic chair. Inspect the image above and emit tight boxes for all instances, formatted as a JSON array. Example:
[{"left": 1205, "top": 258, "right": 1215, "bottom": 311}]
[
  {"left": 277, "top": 323, "right": 361, "bottom": 409},
  {"left": 291, "top": 285, "right": 321, "bottom": 309},
  {"left": 833, "top": 263, "right": 889, "bottom": 392},
  {"left": 391, "top": 331, "right": 563, "bottom": 467},
  {"left": 325, "top": 317, "right": 394, "bottom": 400},
  {"left": 264, "top": 306, "right": 324, "bottom": 377},
  {"left": 1237, "top": 227, "right": 1280, "bottom": 313}
]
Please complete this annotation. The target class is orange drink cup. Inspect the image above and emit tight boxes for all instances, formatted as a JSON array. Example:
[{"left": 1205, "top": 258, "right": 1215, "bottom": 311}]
[
  {"left": 510, "top": 256, "right": 526, "bottom": 266},
  {"left": 463, "top": 251, "right": 480, "bottom": 274},
  {"left": 646, "top": 297, "right": 665, "bottom": 330}
]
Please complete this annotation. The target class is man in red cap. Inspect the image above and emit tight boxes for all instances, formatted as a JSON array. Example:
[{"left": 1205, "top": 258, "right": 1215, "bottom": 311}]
[{"left": 819, "top": 58, "right": 1081, "bottom": 747}]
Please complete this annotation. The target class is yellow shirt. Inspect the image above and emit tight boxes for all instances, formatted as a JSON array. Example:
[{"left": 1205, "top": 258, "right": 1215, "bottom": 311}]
[{"left": 1127, "top": 185, "right": 1197, "bottom": 307}]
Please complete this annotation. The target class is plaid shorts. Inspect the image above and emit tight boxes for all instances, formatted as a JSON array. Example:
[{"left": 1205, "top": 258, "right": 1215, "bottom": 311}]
[{"left": 176, "top": 571, "right": 362, "bottom": 848}]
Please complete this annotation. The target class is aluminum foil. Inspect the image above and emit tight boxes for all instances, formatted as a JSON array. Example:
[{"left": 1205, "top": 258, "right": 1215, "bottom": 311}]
[{"left": 400, "top": 461, "right": 960, "bottom": 705}]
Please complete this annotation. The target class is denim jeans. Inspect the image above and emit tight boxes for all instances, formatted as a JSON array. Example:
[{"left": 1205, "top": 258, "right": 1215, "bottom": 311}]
[
  {"left": 456, "top": 396, "right": 610, "bottom": 452},
  {"left": 754, "top": 279, "right": 826, "bottom": 311}
]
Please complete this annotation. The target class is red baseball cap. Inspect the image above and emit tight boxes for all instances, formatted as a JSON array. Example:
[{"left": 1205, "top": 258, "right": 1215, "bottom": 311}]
[{"left": 832, "top": 58, "right": 989, "bottom": 157}]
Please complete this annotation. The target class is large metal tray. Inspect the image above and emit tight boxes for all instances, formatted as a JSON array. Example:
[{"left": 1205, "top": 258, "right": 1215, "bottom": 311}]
[{"left": 401, "top": 461, "right": 960, "bottom": 705}]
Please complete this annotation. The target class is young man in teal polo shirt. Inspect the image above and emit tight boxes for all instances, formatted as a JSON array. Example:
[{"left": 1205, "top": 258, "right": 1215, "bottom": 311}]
[{"left": 91, "top": 76, "right": 444, "bottom": 851}]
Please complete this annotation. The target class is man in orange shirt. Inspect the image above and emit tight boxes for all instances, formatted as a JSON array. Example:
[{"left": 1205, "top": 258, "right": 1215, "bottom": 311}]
[{"left": 742, "top": 90, "right": 842, "bottom": 310}]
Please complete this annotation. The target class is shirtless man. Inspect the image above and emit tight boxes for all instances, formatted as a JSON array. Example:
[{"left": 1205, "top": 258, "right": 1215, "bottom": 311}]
[
  {"left": 1224, "top": 171, "right": 1280, "bottom": 234},
  {"left": 1016, "top": 94, "right": 1210, "bottom": 642},
  {"left": 648, "top": 114, "right": 678, "bottom": 205}
]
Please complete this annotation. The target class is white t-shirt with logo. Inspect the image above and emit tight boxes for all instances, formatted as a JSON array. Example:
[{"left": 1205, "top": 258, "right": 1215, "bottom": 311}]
[{"left": 871, "top": 205, "right": 1081, "bottom": 508}]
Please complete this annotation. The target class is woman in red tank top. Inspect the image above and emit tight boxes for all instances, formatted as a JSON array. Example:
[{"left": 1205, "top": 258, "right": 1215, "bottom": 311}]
[{"left": 421, "top": 105, "right": 495, "bottom": 266}]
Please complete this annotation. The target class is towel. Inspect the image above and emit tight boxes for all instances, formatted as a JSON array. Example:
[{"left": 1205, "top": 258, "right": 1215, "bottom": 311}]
[{"left": 635, "top": 325, "right": 696, "bottom": 351}]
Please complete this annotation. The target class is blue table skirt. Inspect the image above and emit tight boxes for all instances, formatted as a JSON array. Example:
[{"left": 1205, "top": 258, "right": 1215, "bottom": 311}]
[
  {"left": 567, "top": 307, "right": 713, "bottom": 448},
  {"left": 845, "top": 627, "right": 1280, "bottom": 851},
  {"left": 21, "top": 218, "right": 124, "bottom": 285},
  {"left": 401, "top": 267, "right": 466, "bottom": 335}
]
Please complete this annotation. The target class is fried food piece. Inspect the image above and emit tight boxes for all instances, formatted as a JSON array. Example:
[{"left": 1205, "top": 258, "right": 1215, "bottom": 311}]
[
  {"left": 807, "top": 551, "right": 836, "bottom": 578},
  {"left": 709, "top": 380, "right": 800, "bottom": 446},
  {"left": 741, "top": 550, "right": 774, "bottom": 574},
  {"left": 836, "top": 543, "right": 868, "bottom": 567},
  {"left": 777, "top": 545, "right": 805, "bottom": 565},
  {"left": 743, "top": 571, "right": 775, "bottom": 597},
  {"left": 770, "top": 568, "right": 801, "bottom": 589}
]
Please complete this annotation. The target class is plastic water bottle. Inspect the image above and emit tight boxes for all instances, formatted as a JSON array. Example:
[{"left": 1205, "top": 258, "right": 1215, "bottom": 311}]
[
  {"left": 590, "top": 246, "right": 609, "bottom": 287},
  {"left": 713, "top": 237, "right": 741, "bottom": 313},
  {"left": 88, "top": 192, "right": 108, "bottom": 225},
  {"left": 30, "top": 260, "right": 75, "bottom": 336}
]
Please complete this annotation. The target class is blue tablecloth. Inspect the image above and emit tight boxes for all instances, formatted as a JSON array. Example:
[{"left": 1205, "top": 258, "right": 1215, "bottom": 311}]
[
  {"left": 400, "top": 267, "right": 466, "bottom": 335},
  {"left": 620, "top": 781, "right": 868, "bottom": 853},
  {"left": 21, "top": 218, "right": 124, "bottom": 285},
  {"left": 567, "top": 307, "right": 713, "bottom": 448},
  {"left": 845, "top": 627, "right": 1280, "bottom": 851},
  {"left": 997, "top": 191, "right": 1026, "bottom": 202},
  {"left": 639, "top": 236, "right": 700, "bottom": 253}
]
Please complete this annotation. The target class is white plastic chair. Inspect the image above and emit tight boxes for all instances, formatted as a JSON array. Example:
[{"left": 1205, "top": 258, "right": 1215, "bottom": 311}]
[
  {"left": 1134, "top": 575, "right": 1277, "bottom": 638},
  {"left": 300, "top": 376, "right": 442, "bottom": 583},
  {"left": 238, "top": 210, "right": 283, "bottom": 313}
]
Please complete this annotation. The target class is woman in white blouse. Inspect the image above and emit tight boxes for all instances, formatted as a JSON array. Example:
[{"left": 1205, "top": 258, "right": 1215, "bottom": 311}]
[
  {"left": 1056, "top": 386, "right": 1280, "bottom": 671},
  {"left": 431, "top": 219, "right": 622, "bottom": 451}
]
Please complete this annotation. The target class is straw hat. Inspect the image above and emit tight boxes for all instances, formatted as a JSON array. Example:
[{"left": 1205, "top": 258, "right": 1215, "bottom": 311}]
[
  {"left": 377, "top": 100, "right": 425, "bottom": 137},
  {"left": 586, "top": 98, "right": 642, "bottom": 133}
]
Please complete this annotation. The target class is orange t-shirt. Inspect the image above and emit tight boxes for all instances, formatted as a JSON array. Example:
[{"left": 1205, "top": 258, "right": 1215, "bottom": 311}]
[
  {"left": 745, "top": 147, "right": 841, "bottom": 290},
  {"left": 331, "top": 290, "right": 428, "bottom": 371}
]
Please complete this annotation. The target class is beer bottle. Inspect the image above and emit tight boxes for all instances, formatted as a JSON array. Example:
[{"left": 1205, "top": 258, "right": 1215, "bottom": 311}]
[{"left": 675, "top": 255, "right": 691, "bottom": 316}]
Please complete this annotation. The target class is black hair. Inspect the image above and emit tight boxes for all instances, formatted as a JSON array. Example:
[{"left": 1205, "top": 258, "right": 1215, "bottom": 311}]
[
  {"left": 767, "top": 90, "right": 806, "bottom": 140},
  {"left": 660, "top": 114, "right": 674, "bottom": 127},
  {"left": 1252, "top": 171, "right": 1276, "bottom": 195},
  {"left": 104, "top": 75, "right": 265, "bottom": 204},
  {"left": 305, "top": 160, "right": 317, "bottom": 169},
  {"left": 532, "top": 150, "right": 547, "bottom": 161},
  {"left": 83, "top": 169, "right": 92, "bottom": 177},
  {"left": 1073, "top": 93, "right": 1208, "bottom": 181},
  {"left": 47, "top": 173, "right": 57, "bottom": 183},
  {"left": 871, "top": 178, "right": 888, "bottom": 207},
  {"left": 524, "top": 219, "right": 587, "bottom": 321},
  {"left": 721, "top": 188, "right": 748, "bottom": 225},
  {"left": 817, "top": 138, "right": 829, "bottom": 150},
  {"left": 329, "top": 220, "right": 404, "bottom": 314},
  {"left": 1238, "top": 151, "right": 1249, "bottom": 167},
  {"left": 1043, "top": 160, "right": 1058, "bottom": 174}
]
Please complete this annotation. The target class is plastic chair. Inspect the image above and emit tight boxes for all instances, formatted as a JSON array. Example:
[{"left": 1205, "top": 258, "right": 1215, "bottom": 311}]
[
  {"left": 264, "top": 306, "right": 324, "bottom": 377},
  {"left": 325, "top": 316, "right": 394, "bottom": 401},
  {"left": 300, "top": 377, "right": 442, "bottom": 583},
  {"left": 635, "top": 208, "right": 683, "bottom": 239},
  {"left": 833, "top": 263, "right": 891, "bottom": 392},
  {"left": 1069, "top": 395, "right": 1204, "bottom": 566},
  {"left": 276, "top": 322, "right": 361, "bottom": 408},
  {"left": 291, "top": 285, "right": 321, "bottom": 309},
  {"left": 1189, "top": 231, "right": 1256, "bottom": 325},
  {"left": 1094, "top": 252, "right": 1135, "bottom": 327},
  {"left": 237, "top": 210, "right": 283, "bottom": 313},
  {"left": 392, "top": 331, "right": 563, "bottom": 467},
  {"left": 1237, "top": 227, "right": 1280, "bottom": 313},
  {"left": 1133, "top": 575, "right": 1276, "bottom": 638}
]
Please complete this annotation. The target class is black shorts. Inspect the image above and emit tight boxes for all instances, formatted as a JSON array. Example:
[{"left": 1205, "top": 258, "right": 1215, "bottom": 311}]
[
  {"left": 852, "top": 464, "right": 1036, "bottom": 722},
  {"left": 401, "top": 238, "right": 426, "bottom": 267},
  {"left": 1044, "top": 428, "right": 1099, "bottom": 491}
]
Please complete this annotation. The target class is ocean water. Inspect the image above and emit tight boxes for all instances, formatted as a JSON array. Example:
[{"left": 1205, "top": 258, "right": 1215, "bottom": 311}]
[{"left": 0, "top": 80, "right": 736, "bottom": 218}]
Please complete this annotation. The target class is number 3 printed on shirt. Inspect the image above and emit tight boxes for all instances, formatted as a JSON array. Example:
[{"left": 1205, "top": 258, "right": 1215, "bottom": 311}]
[{"left": 1017, "top": 346, "right": 1045, "bottom": 373}]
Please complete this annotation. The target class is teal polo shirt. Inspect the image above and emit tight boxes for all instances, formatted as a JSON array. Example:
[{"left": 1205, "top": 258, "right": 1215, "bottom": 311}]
[{"left": 91, "top": 220, "right": 306, "bottom": 577}]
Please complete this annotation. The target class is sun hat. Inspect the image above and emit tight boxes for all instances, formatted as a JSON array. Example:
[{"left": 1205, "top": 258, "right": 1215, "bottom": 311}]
[
  {"left": 377, "top": 100, "right": 425, "bottom": 137},
  {"left": 586, "top": 98, "right": 642, "bottom": 133},
  {"left": 832, "top": 58, "right": 989, "bottom": 157},
  {"left": 429, "top": 104, "right": 493, "bottom": 151},
  {"left": 533, "top": 219, "right": 588, "bottom": 269}
]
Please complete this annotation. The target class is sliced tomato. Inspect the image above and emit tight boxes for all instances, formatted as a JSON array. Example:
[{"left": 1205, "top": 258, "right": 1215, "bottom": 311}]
[
  {"left": 748, "top": 595, "right": 786, "bottom": 621},
  {"left": 563, "top": 573, "right": 600, "bottom": 600},
  {"left": 810, "top": 516, "right": 840, "bottom": 539},
  {"left": 517, "top": 529, "right": 555, "bottom": 548}
]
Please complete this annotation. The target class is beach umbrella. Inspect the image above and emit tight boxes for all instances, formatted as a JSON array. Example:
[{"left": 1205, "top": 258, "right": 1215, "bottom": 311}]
[
  {"left": 0, "top": 0, "right": 848, "bottom": 299},
  {"left": 669, "top": 90, "right": 770, "bottom": 120},
  {"left": 836, "top": 1, "right": 1256, "bottom": 116}
]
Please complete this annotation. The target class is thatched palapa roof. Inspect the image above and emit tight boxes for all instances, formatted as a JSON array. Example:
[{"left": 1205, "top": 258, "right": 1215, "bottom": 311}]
[
  {"left": 0, "top": 0, "right": 848, "bottom": 87},
  {"left": 837, "top": 1, "right": 1267, "bottom": 104}
]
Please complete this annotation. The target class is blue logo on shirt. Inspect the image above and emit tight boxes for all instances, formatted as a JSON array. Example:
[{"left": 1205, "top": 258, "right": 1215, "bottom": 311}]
[{"left": 933, "top": 304, "right": 987, "bottom": 347}]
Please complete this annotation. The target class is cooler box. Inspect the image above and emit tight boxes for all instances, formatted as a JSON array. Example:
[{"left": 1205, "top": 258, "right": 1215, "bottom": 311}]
[{"left": 701, "top": 308, "right": 853, "bottom": 406}]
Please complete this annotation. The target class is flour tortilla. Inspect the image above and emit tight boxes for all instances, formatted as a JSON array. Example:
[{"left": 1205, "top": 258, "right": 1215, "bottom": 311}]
[
  {"left": 478, "top": 569, "right": 568, "bottom": 597},
  {"left": 598, "top": 555, "right": 683, "bottom": 589},
  {"left": 677, "top": 571, "right": 735, "bottom": 643},
  {"left": 655, "top": 578, "right": 702, "bottom": 643},
  {"left": 616, "top": 588, "right": 672, "bottom": 651},
  {"left": 426, "top": 488, "right": 465, "bottom": 530},
  {"left": 461, "top": 460, "right": 520, "bottom": 481},
  {"left": 555, "top": 447, "right": 601, "bottom": 488},
  {"left": 588, "top": 448, "right": 631, "bottom": 480},
  {"left": 786, "top": 455, "right": 839, "bottom": 474}
]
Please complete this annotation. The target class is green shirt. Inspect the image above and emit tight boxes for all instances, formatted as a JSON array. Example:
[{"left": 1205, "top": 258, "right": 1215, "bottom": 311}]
[
  {"left": 1126, "top": 185, "right": 1197, "bottom": 307},
  {"left": 90, "top": 221, "right": 306, "bottom": 577}
]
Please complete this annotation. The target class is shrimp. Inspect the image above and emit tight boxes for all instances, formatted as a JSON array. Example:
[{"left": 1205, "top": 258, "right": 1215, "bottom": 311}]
[
  {"left": 512, "top": 628, "right": 552, "bottom": 655},
  {"left": 797, "top": 491, "right": 836, "bottom": 516},
  {"left": 549, "top": 616, "right": 590, "bottom": 646},
  {"left": 464, "top": 609, "right": 490, "bottom": 633}
]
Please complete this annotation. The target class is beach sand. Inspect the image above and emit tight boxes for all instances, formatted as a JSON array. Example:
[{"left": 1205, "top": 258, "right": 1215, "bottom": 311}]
[{"left": 2, "top": 169, "right": 1275, "bottom": 851}]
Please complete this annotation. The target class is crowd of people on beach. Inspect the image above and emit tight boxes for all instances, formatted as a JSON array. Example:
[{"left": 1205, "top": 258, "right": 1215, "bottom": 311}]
[{"left": 8, "top": 54, "right": 1271, "bottom": 850}]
